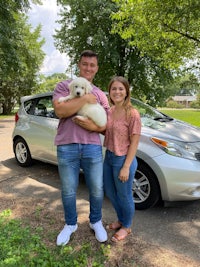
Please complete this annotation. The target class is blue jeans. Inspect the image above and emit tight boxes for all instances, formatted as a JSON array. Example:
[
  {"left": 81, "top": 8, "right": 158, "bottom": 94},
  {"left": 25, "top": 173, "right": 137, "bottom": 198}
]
[
  {"left": 57, "top": 144, "right": 104, "bottom": 225},
  {"left": 103, "top": 150, "right": 137, "bottom": 228}
]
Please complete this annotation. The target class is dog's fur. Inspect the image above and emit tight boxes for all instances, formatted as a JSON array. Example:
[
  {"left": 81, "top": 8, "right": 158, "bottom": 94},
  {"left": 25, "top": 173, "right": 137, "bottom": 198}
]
[{"left": 58, "top": 77, "right": 107, "bottom": 127}]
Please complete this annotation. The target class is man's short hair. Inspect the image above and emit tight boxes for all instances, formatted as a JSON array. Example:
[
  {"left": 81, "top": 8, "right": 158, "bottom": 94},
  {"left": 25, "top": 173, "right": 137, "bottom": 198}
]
[{"left": 80, "top": 50, "right": 98, "bottom": 61}]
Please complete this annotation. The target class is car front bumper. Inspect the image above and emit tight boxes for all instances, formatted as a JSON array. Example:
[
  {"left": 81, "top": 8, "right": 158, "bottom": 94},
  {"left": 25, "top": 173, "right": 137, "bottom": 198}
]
[{"left": 145, "top": 154, "right": 200, "bottom": 202}]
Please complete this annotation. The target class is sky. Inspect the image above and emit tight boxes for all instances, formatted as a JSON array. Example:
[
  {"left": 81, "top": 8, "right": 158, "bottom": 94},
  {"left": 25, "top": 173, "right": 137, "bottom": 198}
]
[{"left": 28, "top": 0, "right": 69, "bottom": 76}]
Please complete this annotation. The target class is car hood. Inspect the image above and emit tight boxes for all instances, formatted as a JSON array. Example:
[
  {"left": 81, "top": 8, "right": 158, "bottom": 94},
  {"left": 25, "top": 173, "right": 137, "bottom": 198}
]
[{"left": 142, "top": 117, "right": 200, "bottom": 142}]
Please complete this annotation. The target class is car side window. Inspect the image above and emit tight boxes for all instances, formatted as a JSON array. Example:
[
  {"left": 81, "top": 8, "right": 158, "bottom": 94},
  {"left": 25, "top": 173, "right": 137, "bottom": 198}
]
[
  {"left": 24, "top": 100, "right": 35, "bottom": 115},
  {"left": 24, "top": 95, "right": 57, "bottom": 118},
  {"left": 34, "top": 97, "right": 55, "bottom": 118}
]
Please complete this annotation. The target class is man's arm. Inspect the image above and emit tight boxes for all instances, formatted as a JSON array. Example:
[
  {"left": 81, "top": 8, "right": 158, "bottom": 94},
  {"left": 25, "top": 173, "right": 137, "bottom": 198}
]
[
  {"left": 53, "top": 93, "right": 97, "bottom": 119},
  {"left": 72, "top": 117, "right": 106, "bottom": 133}
]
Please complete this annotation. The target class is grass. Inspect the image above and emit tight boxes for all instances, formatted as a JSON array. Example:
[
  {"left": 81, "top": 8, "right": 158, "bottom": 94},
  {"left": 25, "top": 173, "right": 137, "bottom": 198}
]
[
  {"left": 0, "top": 210, "right": 110, "bottom": 267},
  {"left": 0, "top": 115, "right": 14, "bottom": 120},
  {"left": 158, "top": 109, "right": 200, "bottom": 127}
]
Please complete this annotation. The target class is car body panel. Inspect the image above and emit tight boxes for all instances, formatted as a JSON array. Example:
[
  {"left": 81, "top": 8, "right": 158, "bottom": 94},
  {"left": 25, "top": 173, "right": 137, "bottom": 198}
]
[
  {"left": 141, "top": 118, "right": 200, "bottom": 142},
  {"left": 12, "top": 91, "right": 200, "bottom": 206},
  {"left": 144, "top": 154, "right": 200, "bottom": 200}
]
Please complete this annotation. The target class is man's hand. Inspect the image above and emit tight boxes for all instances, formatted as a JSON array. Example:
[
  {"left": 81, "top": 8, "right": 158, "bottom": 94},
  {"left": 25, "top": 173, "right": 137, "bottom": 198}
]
[
  {"left": 73, "top": 116, "right": 106, "bottom": 132},
  {"left": 82, "top": 93, "right": 97, "bottom": 104}
]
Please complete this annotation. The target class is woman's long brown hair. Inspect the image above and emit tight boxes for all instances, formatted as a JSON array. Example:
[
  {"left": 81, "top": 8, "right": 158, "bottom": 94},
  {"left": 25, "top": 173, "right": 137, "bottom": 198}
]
[{"left": 108, "top": 76, "right": 133, "bottom": 119}]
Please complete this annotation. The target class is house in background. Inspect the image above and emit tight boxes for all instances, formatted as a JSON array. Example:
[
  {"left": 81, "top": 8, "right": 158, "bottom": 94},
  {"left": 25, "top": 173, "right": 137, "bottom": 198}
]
[{"left": 172, "top": 95, "right": 197, "bottom": 108}]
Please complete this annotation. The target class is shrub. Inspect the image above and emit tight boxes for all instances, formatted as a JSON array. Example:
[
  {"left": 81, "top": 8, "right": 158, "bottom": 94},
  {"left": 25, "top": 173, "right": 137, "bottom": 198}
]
[
  {"left": 166, "top": 101, "right": 184, "bottom": 109},
  {"left": 190, "top": 101, "right": 200, "bottom": 109}
]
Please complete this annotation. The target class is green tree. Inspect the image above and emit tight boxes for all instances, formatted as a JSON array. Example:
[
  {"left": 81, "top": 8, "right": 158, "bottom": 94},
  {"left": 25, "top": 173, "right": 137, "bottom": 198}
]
[
  {"left": 112, "top": 0, "right": 200, "bottom": 69},
  {"left": 167, "top": 73, "right": 200, "bottom": 96},
  {"left": 176, "top": 74, "right": 200, "bottom": 95},
  {"left": 197, "top": 93, "right": 200, "bottom": 107},
  {"left": 0, "top": 1, "right": 44, "bottom": 114},
  {"left": 55, "top": 0, "right": 175, "bottom": 106},
  {"left": 0, "top": 0, "right": 41, "bottom": 73},
  {"left": 36, "top": 73, "right": 68, "bottom": 94}
]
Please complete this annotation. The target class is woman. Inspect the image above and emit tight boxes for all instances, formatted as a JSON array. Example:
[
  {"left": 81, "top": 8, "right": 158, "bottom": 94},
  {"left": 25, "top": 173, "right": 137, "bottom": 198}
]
[{"left": 103, "top": 76, "right": 141, "bottom": 242}]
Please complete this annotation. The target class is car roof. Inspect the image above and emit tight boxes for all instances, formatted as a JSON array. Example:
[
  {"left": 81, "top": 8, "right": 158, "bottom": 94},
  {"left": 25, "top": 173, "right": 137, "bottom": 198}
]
[{"left": 21, "top": 92, "right": 53, "bottom": 102}]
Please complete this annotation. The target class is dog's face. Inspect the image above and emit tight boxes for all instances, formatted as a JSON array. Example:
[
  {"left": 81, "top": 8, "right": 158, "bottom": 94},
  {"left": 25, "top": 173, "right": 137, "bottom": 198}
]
[{"left": 69, "top": 77, "right": 92, "bottom": 97}]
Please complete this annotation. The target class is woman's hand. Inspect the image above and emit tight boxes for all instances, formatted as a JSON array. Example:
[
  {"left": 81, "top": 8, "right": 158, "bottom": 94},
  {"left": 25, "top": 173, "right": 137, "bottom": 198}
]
[
  {"left": 118, "top": 166, "right": 130, "bottom": 183},
  {"left": 72, "top": 116, "right": 94, "bottom": 130},
  {"left": 73, "top": 116, "right": 106, "bottom": 133}
]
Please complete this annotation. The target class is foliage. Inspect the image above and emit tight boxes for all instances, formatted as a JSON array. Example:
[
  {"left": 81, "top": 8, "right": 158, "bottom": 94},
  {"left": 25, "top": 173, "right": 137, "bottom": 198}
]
[
  {"left": 191, "top": 92, "right": 200, "bottom": 108},
  {"left": 197, "top": 93, "right": 200, "bottom": 106},
  {"left": 0, "top": 209, "right": 110, "bottom": 267},
  {"left": 55, "top": 0, "right": 176, "bottom": 106},
  {"left": 190, "top": 100, "right": 200, "bottom": 109},
  {"left": 112, "top": 0, "right": 200, "bottom": 70},
  {"left": 159, "top": 109, "right": 200, "bottom": 127},
  {"left": 0, "top": 0, "right": 41, "bottom": 70},
  {"left": 36, "top": 73, "right": 69, "bottom": 94},
  {"left": 174, "top": 73, "right": 200, "bottom": 96},
  {"left": 162, "top": 73, "right": 200, "bottom": 104},
  {"left": 166, "top": 100, "right": 184, "bottom": 109},
  {"left": 0, "top": 2, "right": 45, "bottom": 114}
]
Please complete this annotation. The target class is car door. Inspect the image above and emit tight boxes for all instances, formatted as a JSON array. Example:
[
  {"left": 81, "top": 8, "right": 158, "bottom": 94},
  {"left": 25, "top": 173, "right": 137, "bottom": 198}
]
[{"left": 25, "top": 95, "right": 58, "bottom": 163}]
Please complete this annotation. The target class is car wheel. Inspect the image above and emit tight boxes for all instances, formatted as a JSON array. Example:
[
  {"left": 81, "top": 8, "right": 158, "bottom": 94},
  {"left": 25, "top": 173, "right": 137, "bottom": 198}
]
[
  {"left": 13, "top": 138, "right": 33, "bottom": 167},
  {"left": 133, "top": 160, "right": 161, "bottom": 210}
]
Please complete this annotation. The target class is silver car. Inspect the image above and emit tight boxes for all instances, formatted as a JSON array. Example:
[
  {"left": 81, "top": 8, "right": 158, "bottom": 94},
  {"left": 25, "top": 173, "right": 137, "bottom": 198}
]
[{"left": 12, "top": 92, "right": 200, "bottom": 210}]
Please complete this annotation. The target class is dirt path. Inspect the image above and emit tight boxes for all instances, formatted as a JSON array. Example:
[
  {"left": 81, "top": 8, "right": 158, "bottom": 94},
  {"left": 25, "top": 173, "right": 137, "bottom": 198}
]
[{"left": 1, "top": 117, "right": 200, "bottom": 266}]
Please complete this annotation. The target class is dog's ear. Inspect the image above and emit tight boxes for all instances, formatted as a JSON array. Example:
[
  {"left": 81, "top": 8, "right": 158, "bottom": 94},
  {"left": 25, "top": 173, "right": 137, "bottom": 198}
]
[
  {"left": 85, "top": 80, "right": 92, "bottom": 94},
  {"left": 68, "top": 80, "right": 74, "bottom": 91}
]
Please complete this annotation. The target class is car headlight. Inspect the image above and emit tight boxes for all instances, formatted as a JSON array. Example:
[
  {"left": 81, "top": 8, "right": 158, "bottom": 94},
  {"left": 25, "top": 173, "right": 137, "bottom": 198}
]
[{"left": 151, "top": 137, "right": 200, "bottom": 161}]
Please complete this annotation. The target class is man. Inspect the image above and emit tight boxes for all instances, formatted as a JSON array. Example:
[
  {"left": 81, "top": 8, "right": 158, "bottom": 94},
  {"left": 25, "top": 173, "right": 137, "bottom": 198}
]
[{"left": 53, "top": 50, "right": 109, "bottom": 246}]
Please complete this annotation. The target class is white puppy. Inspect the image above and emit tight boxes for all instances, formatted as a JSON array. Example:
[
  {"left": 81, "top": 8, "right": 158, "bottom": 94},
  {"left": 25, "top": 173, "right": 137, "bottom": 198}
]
[{"left": 58, "top": 77, "right": 107, "bottom": 127}]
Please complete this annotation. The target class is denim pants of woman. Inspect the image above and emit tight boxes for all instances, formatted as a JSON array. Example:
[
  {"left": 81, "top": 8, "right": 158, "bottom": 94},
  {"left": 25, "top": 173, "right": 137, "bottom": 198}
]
[
  {"left": 57, "top": 144, "right": 104, "bottom": 225},
  {"left": 103, "top": 150, "right": 137, "bottom": 228}
]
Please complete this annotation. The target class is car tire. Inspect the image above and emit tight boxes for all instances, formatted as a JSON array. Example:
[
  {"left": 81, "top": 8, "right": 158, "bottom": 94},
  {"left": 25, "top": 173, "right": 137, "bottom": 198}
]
[
  {"left": 133, "top": 160, "right": 161, "bottom": 210},
  {"left": 13, "top": 137, "right": 33, "bottom": 167}
]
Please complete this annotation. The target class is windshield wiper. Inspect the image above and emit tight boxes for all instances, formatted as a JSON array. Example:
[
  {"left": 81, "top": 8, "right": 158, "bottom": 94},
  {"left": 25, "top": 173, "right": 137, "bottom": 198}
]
[{"left": 154, "top": 116, "right": 173, "bottom": 122}]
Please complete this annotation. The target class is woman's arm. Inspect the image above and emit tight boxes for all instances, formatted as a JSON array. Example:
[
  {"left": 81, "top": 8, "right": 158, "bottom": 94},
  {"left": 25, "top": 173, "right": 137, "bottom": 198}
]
[{"left": 118, "top": 134, "right": 140, "bottom": 182}]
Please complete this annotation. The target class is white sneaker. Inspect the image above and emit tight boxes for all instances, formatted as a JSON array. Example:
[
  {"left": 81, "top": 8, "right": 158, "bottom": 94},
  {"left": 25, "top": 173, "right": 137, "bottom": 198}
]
[
  {"left": 56, "top": 224, "right": 78, "bottom": 246},
  {"left": 89, "top": 220, "right": 108, "bottom": 242}
]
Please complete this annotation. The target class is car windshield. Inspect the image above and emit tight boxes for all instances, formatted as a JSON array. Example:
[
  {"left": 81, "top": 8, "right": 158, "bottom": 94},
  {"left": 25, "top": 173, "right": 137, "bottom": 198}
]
[
  {"left": 131, "top": 98, "right": 173, "bottom": 129},
  {"left": 131, "top": 98, "right": 172, "bottom": 120}
]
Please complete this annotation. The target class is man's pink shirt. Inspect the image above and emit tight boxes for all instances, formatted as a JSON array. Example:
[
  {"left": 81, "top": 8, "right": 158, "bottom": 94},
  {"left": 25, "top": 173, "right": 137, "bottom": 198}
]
[{"left": 53, "top": 79, "right": 109, "bottom": 146}]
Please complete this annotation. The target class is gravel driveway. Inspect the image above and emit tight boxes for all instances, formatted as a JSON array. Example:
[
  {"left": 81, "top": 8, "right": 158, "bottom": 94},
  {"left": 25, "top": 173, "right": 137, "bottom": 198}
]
[{"left": 1, "top": 117, "right": 200, "bottom": 267}]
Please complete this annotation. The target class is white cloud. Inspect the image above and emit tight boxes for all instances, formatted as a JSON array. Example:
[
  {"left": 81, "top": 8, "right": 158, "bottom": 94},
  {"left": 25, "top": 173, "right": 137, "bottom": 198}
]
[
  {"left": 40, "top": 50, "right": 68, "bottom": 75},
  {"left": 28, "top": 0, "right": 69, "bottom": 75}
]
